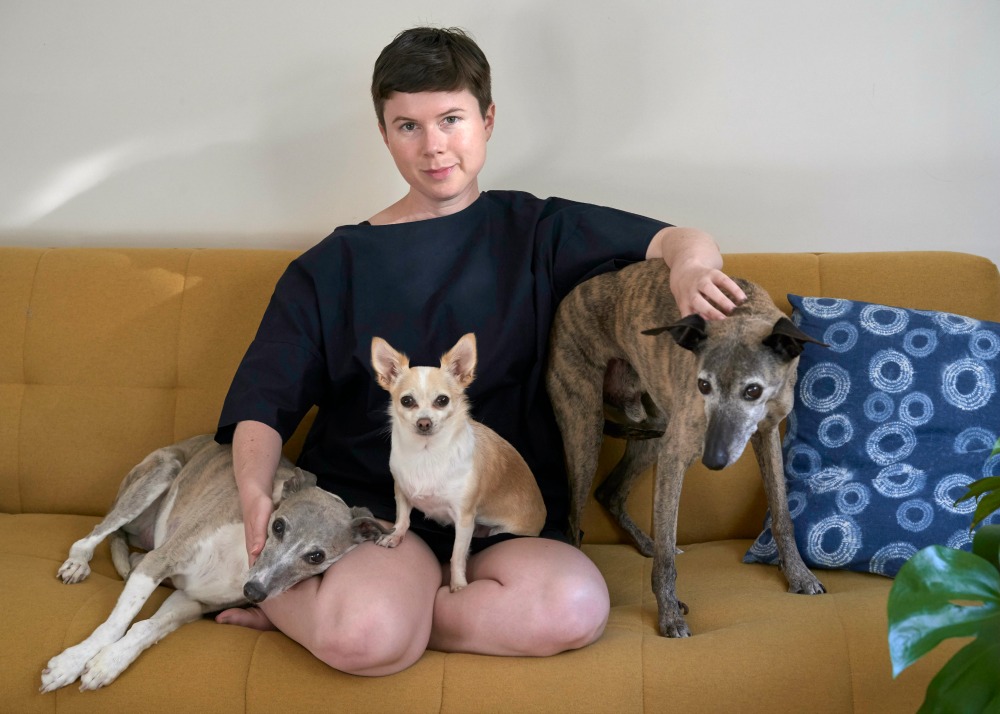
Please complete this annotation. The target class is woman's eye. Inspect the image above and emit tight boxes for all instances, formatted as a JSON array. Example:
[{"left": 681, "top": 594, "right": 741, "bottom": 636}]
[
  {"left": 697, "top": 379, "right": 712, "bottom": 395},
  {"left": 401, "top": 395, "right": 416, "bottom": 408},
  {"left": 401, "top": 122, "right": 417, "bottom": 132},
  {"left": 443, "top": 116, "right": 459, "bottom": 125},
  {"left": 434, "top": 395, "right": 450, "bottom": 408}
]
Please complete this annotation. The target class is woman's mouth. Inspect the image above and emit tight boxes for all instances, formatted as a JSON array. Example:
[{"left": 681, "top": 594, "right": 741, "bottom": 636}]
[{"left": 424, "top": 166, "right": 455, "bottom": 181}]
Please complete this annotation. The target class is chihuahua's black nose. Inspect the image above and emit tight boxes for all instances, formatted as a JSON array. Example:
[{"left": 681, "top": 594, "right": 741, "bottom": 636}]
[
  {"left": 416, "top": 418, "right": 432, "bottom": 433},
  {"left": 243, "top": 581, "right": 267, "bottom": 604}
]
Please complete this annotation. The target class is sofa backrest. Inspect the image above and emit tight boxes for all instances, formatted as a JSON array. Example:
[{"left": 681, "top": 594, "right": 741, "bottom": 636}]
[{"left": 2, "top": 247, "right": 998, "bottom": 545}]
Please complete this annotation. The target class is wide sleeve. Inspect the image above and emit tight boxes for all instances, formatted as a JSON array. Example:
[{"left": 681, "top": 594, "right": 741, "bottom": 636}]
[
  {"left": 215, "top": 260, "right": 329, "bottom": 444},
  {"left": 539, "top": 198, "right": 670, "bottom": 301}
]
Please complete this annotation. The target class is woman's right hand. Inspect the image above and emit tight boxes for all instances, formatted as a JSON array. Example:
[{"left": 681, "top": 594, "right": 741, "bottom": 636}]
[
  {"left": 242, "top": 491, "right": 274, "bottom": 565},
  {"left": 232, "top": 420, "right": 285, "bottom": 566}
]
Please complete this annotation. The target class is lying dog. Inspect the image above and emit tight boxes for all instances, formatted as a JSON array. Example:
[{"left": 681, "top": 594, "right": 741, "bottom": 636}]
[
  {"left": 546, "top": 260, "right": 827, "bottom": 638},
  {"left": 40, "top": 434, "right": 386, "bottom": 692}
]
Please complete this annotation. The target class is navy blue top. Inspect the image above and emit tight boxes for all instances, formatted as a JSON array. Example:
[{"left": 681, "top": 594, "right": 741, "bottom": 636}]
[{"left": 216, "top": 190, "right": 667, "bottom": 533}]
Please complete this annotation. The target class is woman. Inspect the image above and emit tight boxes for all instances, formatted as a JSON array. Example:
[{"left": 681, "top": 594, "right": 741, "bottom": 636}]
[{"left": 214, "top": 27, "right": 745, "bottom": 676}]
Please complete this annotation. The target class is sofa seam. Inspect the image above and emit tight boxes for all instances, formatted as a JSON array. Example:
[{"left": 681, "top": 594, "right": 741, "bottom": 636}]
[
  {"left": 243, "top": 630, "right": 265, "bottom": 714},
  {"left": 16, "top": 249, "right": 48, "bottom": 514},
  {"left": 172, "top": 249, "right": 197, "bottom": 442}
]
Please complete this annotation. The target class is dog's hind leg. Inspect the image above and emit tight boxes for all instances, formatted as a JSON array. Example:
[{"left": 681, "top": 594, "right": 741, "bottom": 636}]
[
  {"left": 751, "top": 427, "right": 825, "bottom": 595},
  {"left": 78, "top": 589, "right": 207, "bottom": 691},
  {"left": 595, "top": 438, "right": 659, "bottom": 557},
  {"left": 57, "top": 447, "right": 185, "bottom": 584}
]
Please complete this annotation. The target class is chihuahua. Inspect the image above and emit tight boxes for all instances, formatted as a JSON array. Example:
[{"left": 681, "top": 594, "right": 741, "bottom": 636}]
[{"left": 371, "top": 333, "right": 546, "bottom": 591}]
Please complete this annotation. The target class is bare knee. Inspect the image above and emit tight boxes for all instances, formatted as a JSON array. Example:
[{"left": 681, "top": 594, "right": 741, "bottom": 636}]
[
  {"left": 528, "top": 568, "right": 610, "bottom": 656},
  {"left": 310, "top": 607, "right": 430, "bottom": 676}
]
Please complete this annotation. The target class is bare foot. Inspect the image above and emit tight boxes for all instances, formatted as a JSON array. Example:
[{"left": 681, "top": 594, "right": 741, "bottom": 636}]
[{"left": 215, "top": 606, "right": 277, "bottom": 631}]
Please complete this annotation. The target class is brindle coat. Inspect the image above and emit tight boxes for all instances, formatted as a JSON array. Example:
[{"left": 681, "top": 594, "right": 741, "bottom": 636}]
[{"left": 546, "top": 260, "right": 826, "bottom": 637}]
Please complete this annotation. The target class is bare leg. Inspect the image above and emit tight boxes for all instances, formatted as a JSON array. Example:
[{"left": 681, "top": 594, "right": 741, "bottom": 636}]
[
  {"left": 430, "top": 537, "right": 610, "bottom": 657},
  {"left": 221, "top": 531, "right": 441, "bottom": 676}
]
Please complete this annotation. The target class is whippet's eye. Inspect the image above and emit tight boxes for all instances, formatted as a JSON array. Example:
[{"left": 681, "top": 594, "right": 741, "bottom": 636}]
[
  {"left": 697, "top": 379, "right": 712, "bottom": 395},
  {"left": 304, "top": 551, "right": 325, "bottom": 565},
  {"left": 400, "top": 395, "right": 416, "bottom": 409},
  {"left": 744, "top": 384, "right": 764, "bottom": 401},
  {"left": 434, "top": 395, "right": 450, "bottom": 408},
  {"left": 272, "top": 519, "right": 286, "bottom": 536}
]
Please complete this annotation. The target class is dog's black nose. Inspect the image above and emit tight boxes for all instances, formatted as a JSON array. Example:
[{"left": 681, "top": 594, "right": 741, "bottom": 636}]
[
  {"left": 416, "top": 418, "right": 432, "bottom": 433},
  {"left": 243, "top": 581, "right": 267, "bottom": 604}
]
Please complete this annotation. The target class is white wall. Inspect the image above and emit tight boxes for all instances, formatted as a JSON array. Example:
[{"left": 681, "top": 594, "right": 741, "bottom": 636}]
[{"left": 2, "top": 1, "right": 998, "bottom": 269}]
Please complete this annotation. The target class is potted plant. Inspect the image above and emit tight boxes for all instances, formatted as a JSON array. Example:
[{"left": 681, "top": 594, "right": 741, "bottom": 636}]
[{"left": 887, "top": 439, "right": 1000, "bottom": 713}]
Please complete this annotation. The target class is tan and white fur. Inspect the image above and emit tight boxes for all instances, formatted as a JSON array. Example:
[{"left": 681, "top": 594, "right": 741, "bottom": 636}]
[
  {"left": 371, "top": 333, "right": 546, "bottom": 592},
  {"left": 547, "top": 260, "right": 827, "bottom": 638},
  {"left": 40, "top": 434, "right": 387, "bottom": 692}
]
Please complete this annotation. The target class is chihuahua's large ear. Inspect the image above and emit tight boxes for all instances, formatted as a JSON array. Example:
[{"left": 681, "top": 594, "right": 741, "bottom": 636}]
[
  {"left": 441, "top": 333, "right": 477, "bottom": 388},
  {"left": 371, "top": 337, "right": 409, "bottom": 390},
  {"left": 763, "top": 317, "right": 828, "bottom": 362},
  {"left": 350, "top": 506, "right": 391, "bottom": 542},
  {"left": 642, "top": 315, "right": 708, "bottom": 353},
  {"left": 274, "top": 467, "right": 317, "bottom": 504}
]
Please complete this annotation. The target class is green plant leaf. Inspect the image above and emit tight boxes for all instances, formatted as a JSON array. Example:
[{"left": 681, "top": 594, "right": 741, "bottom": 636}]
[
  {"left": 973, "top": 524, "right": 1000, "bottom": 573},
  {"left": 917, "top": 622, "right": 1000, "bottom": 714},
  {"left": 887, "top": 545, "right": 1000, "bottom": 677},
  {"left": 992, "top": 436, "right": 1000, "bottom": 458},
  {"left": 955, "top": 476, "right": 1000, "bottom": 531}
]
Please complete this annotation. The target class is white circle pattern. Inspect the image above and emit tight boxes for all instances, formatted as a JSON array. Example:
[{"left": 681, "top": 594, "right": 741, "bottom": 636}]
[{"left": 746, "top": 295, "right": 1000, "bottom": 577}]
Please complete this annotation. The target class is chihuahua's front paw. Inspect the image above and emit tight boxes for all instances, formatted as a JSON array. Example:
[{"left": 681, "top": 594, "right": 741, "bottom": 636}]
[
  {"left": 57, "top": 558, "right": 91, "bottom": 584},
  {"left": 376, "top": 531, "right": 403, "bottom": 548},
  {"left": 449, "top": 578, "right": 468, "bottom": 593}
]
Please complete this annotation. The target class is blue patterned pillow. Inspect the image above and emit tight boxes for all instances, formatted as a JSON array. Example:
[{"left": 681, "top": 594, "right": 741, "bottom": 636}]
[{"left": 744, "top": 294, "right": 1000, "bottom": 577}]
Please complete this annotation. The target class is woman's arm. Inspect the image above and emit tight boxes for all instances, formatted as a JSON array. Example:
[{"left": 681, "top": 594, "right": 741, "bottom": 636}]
[
  {"left": 232, "top": 420, "right": 284, "bottom": 565},
  {"left": 646, "top": 226, "right": 746, "bottom": 320}
]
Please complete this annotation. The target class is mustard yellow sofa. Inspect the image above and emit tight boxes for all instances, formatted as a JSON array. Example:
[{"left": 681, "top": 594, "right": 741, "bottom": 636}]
[{"left": 2, "top": 246, "right": 998, "bottom": 713}]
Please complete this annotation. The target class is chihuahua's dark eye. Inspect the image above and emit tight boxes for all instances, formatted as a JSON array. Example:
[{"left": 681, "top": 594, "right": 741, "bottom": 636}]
[
  {"left": 697, "top": 379, "right": 712, "bottom": 395},
  {"left": 272, "top": 519, "right": 286, "bottom": 537},
  {"left": 400, "top": 395, "right": 416, "bottom": 409},
  {"left": 304, "top": 550, "right": 325, "bottom": 565},
  {"left": 434, "top": 395, "right": 450, "bottom": 408},
  {"left": 744, "top": 384, "right": 763, "bottom": 401}
]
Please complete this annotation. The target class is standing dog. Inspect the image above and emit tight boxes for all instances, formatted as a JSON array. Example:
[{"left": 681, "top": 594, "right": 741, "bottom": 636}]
[
  {"left": 40, "top": 434, "right": 387, "bottom": 692},
  {"left": 371, "top": 333, "right": 546, "bottom": 591},
  {"left": 546, "top": 260, "right": 826, "bottom": 638}
]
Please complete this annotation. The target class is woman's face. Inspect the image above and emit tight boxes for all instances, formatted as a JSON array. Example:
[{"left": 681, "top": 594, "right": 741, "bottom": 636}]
[{"left": 379, "top": 89, "right": 495, "bottom": 213}]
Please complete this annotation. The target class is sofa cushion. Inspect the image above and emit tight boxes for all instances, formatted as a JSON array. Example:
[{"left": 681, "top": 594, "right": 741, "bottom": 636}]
[{"left": 745, "top": 295, "right": 1000, "bottom": 576}]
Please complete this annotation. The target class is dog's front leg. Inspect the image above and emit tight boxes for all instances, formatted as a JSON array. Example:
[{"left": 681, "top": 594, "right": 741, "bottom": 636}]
[
  {"left": 651, "top": 450, "right": 691, "bottom": 638},
  {"left": 449, "top": 513, "right": 476, "bottom": 592},
  {"left": 40, "top": 572, "right": 160, "bottom": 692},
  {"left": 377, "top": 481, "right": 411, "bottom": 549},
  {"left": 751, "top": 428, "right": 825, "bottom": 595},
  {"left": 79, "top": 590, "right": 206, "bottom": 690}
]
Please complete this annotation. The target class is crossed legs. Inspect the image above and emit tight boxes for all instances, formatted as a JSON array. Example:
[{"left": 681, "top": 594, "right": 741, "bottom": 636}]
[{"left": 216, "top": 533, "right": 609, "bottom": 676}]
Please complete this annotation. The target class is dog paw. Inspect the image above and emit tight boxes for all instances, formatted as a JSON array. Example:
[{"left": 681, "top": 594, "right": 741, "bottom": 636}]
[
  {"left": 57, "top": 558, "right": 91, "bottom": 584},
  {"left": 40, "top": 648, "right": 89, "bottom": 692},
  {"left": 79, "top": 647, "right": 128, "bottom": 691},
  {"left": 449, "top": 579, "right": 468, "bottom": 593},
  {"left": 788, "top": 576, "right": 826, "bottom": 595},
  {"left": 376, "top": 532, "right": 402, "bottom": 548},
  {"left": 658, "top": 601, "right": 692, "bottom": 638}
]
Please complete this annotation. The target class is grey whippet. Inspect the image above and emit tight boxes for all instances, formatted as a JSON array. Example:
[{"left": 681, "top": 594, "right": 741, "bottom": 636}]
[
  {"left": 40, "top": 434, "right": 387, "bottom": 692},
  {"left": 546, "top": 260, "right": 827, "bottom": 638}
]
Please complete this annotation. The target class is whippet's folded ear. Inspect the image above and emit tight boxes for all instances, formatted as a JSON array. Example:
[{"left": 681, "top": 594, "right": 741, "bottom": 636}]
[
  {"left": 277, "top": 467, "right": 318, "bottom": 502},
  {"left": 349, "top": 506, "right": 391, "bottom": 542},
  {"left": 763, "top": 317, "right": 829, "bottom": 361},
  {"left": 642, "top": 315, "right": 708, "bottom": 353}
]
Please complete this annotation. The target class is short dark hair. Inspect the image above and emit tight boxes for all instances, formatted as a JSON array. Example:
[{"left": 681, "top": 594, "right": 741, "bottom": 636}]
[{"left": 371, "top": 27, "right": 492, "bottom": 127}]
